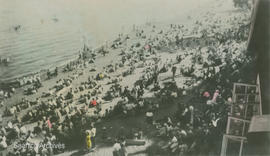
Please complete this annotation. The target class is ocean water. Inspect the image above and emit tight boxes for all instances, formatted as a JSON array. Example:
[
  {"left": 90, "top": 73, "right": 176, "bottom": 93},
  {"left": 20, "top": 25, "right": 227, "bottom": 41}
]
[{"left": 0, "top": 0, "right": 213, "bottom": 81}]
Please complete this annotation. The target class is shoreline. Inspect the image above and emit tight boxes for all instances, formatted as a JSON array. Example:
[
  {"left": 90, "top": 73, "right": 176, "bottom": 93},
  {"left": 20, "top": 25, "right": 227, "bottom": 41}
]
[
  {"left": 0, "top": 0, "right": 216, "bottom": 86},
  {"left": 0, "top": 35, "right": 123, "bottom": 89}
]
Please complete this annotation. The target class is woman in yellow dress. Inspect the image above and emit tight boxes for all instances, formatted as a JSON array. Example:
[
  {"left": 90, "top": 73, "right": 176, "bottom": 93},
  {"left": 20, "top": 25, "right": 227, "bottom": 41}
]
[{"left": 86, "top": 130, "right": 92, "bottom": 150}]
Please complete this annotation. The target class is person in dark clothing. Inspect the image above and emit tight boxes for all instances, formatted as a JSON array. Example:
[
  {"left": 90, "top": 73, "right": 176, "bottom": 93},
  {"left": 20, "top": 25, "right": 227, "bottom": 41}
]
[
  {"left": 33, "top": 122, "right": 42, "bottom": 134},
  {"left": 47, "top": 71, "right": 51, "bottom": 79},
  {"left": 55, "top": 67, "right": 58, "bottom": 76},
  {"left": 172, "top": 66, "right": 177, "bottom": 79},
  {"left": 153, "top": 72, "right": 158, "bottom": 83}
]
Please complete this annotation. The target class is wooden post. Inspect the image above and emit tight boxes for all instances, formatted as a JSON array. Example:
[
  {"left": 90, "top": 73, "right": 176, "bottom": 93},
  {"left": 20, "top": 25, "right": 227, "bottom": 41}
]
[
  {"left": 256, "top": 74, "right": 262, "bottom": 115},
  {"left": 239, "top": 140, "right": 244, "bottom": 156},
  {"left": 221, "top": 135, "right": 228, "bottom": 156}
]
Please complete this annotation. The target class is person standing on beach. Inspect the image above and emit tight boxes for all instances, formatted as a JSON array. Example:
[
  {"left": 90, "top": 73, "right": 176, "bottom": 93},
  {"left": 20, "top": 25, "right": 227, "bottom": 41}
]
[
  {"left": 46, "top": 117, "right": 52, "bottom": 130},
  {"left": 212, "top": 90, "right": 219, "bottom": 103},
  {"left": 47, "top": 70, "right": 50, "bottom": 79},
  {"left": 90, "top": 124, "right": 96, "bottom": 149},
  {"left": 113, "top": 139, "right": 121, "bottom": 156},
  {"left": 172, "top": 65, "right": 177, "bottom": 79},
  {"left": 54, "top": 67, "right": 58, "bottom": 76},
  {"left": 90, "top": 98, "right": 97, "bottom": 107},
  {"left": 86, "top": 130, "right": 92, "bottom": 152},
  {"left": 122, "top": 56, "right": 126, "bottom": 65}
]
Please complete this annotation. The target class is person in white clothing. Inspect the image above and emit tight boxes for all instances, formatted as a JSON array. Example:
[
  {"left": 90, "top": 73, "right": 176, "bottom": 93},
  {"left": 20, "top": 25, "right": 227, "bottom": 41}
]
[
  {"left": 90, "top": 124, "right": 96, "bottom": 148},
  {"left": 113, "top": 140, "right": 121, "bottom": 156}
]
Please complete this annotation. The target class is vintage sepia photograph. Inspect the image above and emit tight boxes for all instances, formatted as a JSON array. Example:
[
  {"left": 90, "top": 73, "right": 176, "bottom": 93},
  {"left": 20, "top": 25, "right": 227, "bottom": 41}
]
[{"left": 0, "top": 0, "right": 269, "bottom": 155}]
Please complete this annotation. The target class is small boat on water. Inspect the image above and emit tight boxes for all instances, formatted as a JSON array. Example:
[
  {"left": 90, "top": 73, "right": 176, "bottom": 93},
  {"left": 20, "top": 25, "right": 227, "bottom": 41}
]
[
  {"left": 0, "top": 57, "right": 11, "bottom": 65},
  {"left": 52, "top": 17, "right": 59, "bottom": 22},
  {"left": 14, "top": 25, "right": 21, "bottom": 32}
]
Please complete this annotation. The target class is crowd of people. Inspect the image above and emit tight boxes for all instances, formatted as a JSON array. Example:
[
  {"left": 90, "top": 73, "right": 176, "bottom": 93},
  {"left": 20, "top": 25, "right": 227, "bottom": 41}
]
[
  {"left": 0, "top": 2, "right": 253, "bottom": 155},
  {"left": 103, "top": 4, "right": 252, "bottom": 156}
]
